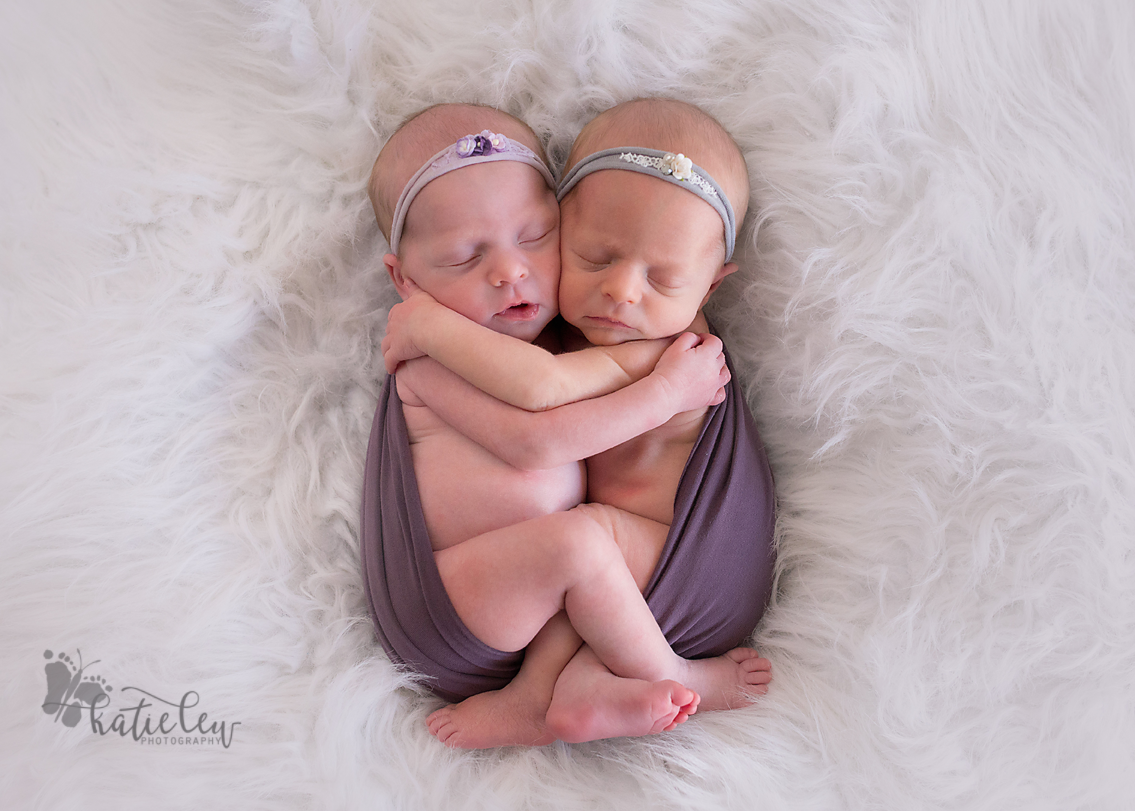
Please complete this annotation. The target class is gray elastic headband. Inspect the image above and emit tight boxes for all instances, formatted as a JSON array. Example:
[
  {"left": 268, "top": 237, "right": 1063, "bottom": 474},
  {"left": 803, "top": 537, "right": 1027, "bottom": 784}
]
[
  {"left": 557, "top": 147, "right": 736, "bottom": 261},
  {"left": 389, "top": 130, "right": 556, "bottom": 254}
]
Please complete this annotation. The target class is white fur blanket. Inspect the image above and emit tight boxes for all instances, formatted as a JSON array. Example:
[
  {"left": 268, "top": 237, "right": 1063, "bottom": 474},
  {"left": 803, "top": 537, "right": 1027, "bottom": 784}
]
[{"left": 2, "top": 1, "right": 1133, "bottom": 808}]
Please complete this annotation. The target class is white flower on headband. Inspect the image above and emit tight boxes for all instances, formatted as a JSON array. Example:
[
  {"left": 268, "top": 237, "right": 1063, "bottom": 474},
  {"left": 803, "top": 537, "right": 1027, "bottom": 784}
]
[{"left": 660, "top": 152, "right": 694, "bottom": 181}]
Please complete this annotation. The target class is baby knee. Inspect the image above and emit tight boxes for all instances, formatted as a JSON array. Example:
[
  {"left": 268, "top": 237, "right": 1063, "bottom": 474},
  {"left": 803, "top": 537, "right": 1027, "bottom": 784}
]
[{"left": 553, "top": 509, "right": 620, "bottom": 575}]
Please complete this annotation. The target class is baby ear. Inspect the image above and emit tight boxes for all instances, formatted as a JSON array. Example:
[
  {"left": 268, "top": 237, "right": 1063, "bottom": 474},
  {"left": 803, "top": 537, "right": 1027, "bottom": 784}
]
[
  {"left": 701, "top": 261, "right": 739, "bottom": 305},
  {"left": 384, "top": 253, "right": 415, "bottom": 300},
  {"left": 710, "top": 261, "right": 739, "bottom": 291}
]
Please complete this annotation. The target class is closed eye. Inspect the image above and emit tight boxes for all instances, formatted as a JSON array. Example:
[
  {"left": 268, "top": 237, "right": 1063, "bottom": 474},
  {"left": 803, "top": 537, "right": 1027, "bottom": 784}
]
[
  {"left": 520, "top": 227, "right": 553, "bottom": 245},
  {"left": 441, "top": 254, "right": 478, "bottom": 268},
  {"left": 572, "top": 249, "right": 610, "bottom": 268},
  {"left": 649, "top": 275, "right": 682, "bottom": 290}
]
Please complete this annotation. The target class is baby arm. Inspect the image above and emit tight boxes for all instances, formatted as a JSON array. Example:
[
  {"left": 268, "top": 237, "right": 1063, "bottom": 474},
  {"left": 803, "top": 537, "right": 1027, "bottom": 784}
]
[
  {"left": 397, "top": 332, "right": 729, "bottom": 470},
  {"left": 382, "top": 292, "right": 671, "bottom": 411}
]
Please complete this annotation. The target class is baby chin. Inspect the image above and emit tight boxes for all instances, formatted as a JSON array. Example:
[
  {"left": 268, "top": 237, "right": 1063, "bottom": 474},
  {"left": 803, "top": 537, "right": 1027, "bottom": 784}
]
[{"left": 576, "top": 315, "right": 642, "bottom": 345}]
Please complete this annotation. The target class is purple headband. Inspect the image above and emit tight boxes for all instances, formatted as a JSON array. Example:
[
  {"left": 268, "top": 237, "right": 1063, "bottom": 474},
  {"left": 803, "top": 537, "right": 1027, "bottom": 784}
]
[{"left": 388, "top": 130, "right": 556, "bottom": 254}]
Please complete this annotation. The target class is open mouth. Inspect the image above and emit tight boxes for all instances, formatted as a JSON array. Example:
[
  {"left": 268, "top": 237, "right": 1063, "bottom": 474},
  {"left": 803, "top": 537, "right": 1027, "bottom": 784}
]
[{"left": 497, "top": 302, "right": 539, "bottom": 321}]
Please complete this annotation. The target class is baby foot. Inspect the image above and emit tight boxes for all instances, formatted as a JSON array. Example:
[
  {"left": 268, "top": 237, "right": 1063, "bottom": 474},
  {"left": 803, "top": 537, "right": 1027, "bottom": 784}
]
[
  {"left": 677, "top": 647, "right": 771, "bottom": 712},
  {"left": 546, "top": 674, "right": 700, "bottom": 744},
  {"left": 427, "top": 684, "right": 555, "bottom": 749}
]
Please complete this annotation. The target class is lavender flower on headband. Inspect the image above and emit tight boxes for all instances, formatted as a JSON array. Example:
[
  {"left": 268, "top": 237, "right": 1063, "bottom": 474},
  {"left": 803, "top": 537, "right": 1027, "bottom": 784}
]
[{"left": 456, "top": 130, "right": 507, "bottom": 158}]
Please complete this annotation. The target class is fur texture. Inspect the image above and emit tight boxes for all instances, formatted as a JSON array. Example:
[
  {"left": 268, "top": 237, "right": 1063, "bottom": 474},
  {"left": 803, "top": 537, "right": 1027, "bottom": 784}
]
[{"left": 2, "top": 0, "right": 1133, "bottom": 808}]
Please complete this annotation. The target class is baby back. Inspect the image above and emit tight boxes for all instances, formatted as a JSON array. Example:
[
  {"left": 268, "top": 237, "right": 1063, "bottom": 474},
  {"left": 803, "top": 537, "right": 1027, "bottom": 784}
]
[{"left": 397, "top": 376, "right": 586, "bottom": 551}]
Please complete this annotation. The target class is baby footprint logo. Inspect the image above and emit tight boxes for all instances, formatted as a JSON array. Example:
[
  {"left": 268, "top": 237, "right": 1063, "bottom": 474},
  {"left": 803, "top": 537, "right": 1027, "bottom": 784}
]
[{"left": 42, "top": 649, "right": 113, "bottom": 728}]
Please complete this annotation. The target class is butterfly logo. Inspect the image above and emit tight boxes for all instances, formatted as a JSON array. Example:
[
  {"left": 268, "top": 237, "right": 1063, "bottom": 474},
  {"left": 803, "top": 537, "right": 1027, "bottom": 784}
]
[{"left": 42, "top": 649, "right": 113, "bottom": 728}]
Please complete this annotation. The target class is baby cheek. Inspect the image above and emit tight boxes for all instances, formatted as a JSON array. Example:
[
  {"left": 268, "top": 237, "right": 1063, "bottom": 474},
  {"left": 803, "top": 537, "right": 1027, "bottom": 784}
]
[
  {"left": 555, "top": 290, "right": 582, "bottom": 326},
  {"left": 562, "top": 265, "right": 592, "bottom": 292},
  {"left": 667, "top": 299, "right": 705, "bottom": 333},
  {"left": 565, "top": 271, "right": 594, "bottom": 303},
  {"left": 539, "top": 257, "right": 563, "bottom": 291}
]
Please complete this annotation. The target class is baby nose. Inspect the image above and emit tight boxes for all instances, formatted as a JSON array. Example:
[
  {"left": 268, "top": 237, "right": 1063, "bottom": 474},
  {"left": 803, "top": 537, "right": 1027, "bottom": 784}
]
[
  {"left": 487, "top": 249, "right": 528, "bottom": 287},
  {"left": 600, "top": 263, "right": 641, "bottom": 304}
]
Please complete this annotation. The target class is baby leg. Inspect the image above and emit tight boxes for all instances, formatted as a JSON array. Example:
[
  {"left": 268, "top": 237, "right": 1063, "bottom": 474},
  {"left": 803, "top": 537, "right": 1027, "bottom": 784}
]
[
  {"left": 427, "top": 612, "right": 581, "bottom": 748},
  {"left": 434, "top": 507, "right": 683, "bottom": 683},
  {"left": 575, "top": 504, "right": 774, "bottom": 713}
]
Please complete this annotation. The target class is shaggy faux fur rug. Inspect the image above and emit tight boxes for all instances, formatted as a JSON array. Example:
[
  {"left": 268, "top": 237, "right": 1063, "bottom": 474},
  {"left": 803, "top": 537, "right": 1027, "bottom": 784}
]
[{"left": 2, "top": 0, "right": 1133, "bottom": 808}]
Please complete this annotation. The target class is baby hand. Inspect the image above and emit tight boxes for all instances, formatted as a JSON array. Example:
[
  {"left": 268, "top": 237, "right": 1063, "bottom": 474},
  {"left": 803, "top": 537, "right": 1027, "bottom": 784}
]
[
  {"left": 382, "top": 290, "right": 439, "bottom": 373},
  {"left": 654, "top": 332, "right": 730, "bottom": 413}
]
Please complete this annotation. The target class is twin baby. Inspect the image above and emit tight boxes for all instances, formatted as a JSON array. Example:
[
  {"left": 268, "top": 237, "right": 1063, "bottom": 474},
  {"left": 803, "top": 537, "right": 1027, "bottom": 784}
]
[{"left": 361, "top": 98, "right": 777, "bottom": 749}]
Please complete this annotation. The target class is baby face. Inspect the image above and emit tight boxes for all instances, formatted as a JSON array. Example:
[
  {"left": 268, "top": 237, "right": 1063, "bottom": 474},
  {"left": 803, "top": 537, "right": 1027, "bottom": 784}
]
[
  {"left": 395, "top": 161, "right": 560, "bottom": 343},
  {"left": 558, "top": 170, "right": 732, "bottom": 345}
]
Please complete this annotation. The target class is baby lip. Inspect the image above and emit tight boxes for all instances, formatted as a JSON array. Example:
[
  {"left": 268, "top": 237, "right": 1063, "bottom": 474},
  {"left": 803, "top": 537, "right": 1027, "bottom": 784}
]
[
  {"left": 588, "top": 315, "right": 631, "bottom": 329},
  {"left": 497, "top": 301, "right": 540, "bottom": 320}
]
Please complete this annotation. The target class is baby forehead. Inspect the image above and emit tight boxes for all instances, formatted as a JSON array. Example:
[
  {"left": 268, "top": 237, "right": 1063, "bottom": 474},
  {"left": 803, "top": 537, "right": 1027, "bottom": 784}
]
[
  {"left": 409, "top": 163, "right": 559, "bottom": 226},
  {"left": 562, "top": 171, "right": 724, "bottom": 233},
  {"left": 562, "top": 179, "right": 726, "bottom": 272},
  {"left": 422, "top": 160, "right": 554, "bottom": 198},
  {"left": 571, "top": 167, "right": 701, "bottom": 197},
  {"left": 403, "top": 165, "right": 557, "bottom": 249}
]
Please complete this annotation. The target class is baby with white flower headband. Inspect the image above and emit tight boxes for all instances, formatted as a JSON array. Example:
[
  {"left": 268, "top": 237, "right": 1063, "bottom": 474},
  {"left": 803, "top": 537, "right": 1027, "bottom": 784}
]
[
  {"left": 363, "top": 102, "right": 754, "bottom": 749},
  {"left": 373, "top": 99, "right": 777, "bottom": 749}
]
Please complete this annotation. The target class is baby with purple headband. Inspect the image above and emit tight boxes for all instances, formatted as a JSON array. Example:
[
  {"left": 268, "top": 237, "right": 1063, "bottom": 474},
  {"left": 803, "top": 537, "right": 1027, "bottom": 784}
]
[
  {"left": 363, "top": 103, "right": 769, "bottom": 749},
  {"left": 368, "top": 100, "right": 777, "bottom": 749}
]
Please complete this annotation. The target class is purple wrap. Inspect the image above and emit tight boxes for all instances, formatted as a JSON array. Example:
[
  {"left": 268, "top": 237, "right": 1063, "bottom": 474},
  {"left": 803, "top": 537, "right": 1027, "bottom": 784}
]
[{"left": 360, "top": 346, "right": 776, "bottom": 703}]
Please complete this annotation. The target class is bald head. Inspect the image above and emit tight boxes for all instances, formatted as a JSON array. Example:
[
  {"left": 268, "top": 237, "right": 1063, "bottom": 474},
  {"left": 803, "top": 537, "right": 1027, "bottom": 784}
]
[
  {"left": 369, "top": 104, "right": 548, "bottom": 244},
  {"left": 564, "top": 98, "right": 750, "bottom": 230}
]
